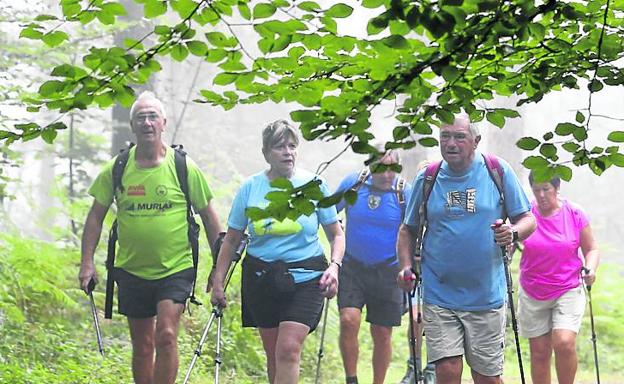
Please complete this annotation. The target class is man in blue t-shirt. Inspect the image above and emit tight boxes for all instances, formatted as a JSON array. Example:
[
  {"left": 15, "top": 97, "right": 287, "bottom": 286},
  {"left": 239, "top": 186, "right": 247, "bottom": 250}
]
[
  {"left": 397, "top": 115, "right": 536, "bottom": 384},
  {"left": 335, "top": 149, "right": 412, "bottom": 384}
]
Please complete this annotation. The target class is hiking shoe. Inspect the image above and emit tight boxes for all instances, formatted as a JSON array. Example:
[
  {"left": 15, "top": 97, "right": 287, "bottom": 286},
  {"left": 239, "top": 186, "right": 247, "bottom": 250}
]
[
  {"left": 399, "top": 363, "right": 422, "bottom": 384},
  {"left": 423, "top": 363, "right": 436, "bottom": 384}
]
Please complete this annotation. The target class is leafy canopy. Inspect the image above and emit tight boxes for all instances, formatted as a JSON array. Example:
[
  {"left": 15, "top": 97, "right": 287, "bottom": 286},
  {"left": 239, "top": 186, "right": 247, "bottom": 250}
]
[{"left": 9, "top": 0, "right": 624, "bottom": 218}]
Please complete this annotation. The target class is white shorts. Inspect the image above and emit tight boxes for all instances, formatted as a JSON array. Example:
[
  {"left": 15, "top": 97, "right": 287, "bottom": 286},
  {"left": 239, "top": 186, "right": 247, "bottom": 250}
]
[{"left": 518, "top": 285, "right": 585, "bottom": 339}]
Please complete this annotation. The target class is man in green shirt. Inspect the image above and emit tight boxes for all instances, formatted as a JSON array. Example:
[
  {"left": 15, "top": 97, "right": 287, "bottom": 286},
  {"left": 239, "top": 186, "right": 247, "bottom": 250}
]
[{"left": 78, "top": 91, "right": 222, "bottom": 384}]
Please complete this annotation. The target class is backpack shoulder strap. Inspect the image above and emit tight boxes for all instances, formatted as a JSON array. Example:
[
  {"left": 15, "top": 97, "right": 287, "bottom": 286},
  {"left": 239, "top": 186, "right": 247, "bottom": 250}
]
[
  {"left": 172, "top": 144, "right": 202, "bottom": 307},
  {"left": 482, "top": 153, "right": 506, "bottom": 220},
  {"left": 482, "top": 153, "right": 504, "bottom": 196},
  {"left": 111, "top": 144, "right": 134, "bottom": 197},
  {"left": 172, "top": 145, "right": 191, "bottom": 209},
  {"left": 395, "top": 176, "right": 407, "bottom": 218},
  {"left": 413, "top": 160, "right": 442, "bottom": 260},
  {"left": 351, "top": 168, "right": 370, "bottom": 192}
]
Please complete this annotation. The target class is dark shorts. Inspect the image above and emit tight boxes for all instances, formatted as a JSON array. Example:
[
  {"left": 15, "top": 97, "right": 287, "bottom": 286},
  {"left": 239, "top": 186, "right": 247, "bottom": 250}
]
[
  {"left": 337, "top": 257, "right": 403, "bottom": 327},
  {"left": 114, "top": 267, "right": 195, "bottom": 318},
  {"left": 241, "top": 259, "right": 325, "bottom": 332}
]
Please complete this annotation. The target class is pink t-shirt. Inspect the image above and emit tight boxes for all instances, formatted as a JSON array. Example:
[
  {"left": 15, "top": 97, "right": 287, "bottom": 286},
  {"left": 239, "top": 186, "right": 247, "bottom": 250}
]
[{"left": 520, "top": 199, "right": 589, "bottom": 300}]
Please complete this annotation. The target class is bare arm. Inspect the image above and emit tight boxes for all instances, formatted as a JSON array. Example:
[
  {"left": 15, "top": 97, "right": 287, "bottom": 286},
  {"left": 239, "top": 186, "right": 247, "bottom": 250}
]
[
  {"left": 318, "top": 221, "right": 345, "bottom": 298},
  {"left": 580, "top": 223, "right": 600, "bottom": 286},
  {"left": 78, "top": 200, "right": 110, "bottom": 293},
  {"left": 197, "top": 201, "right": 223, "bottom": 257},
  {"left": 210, "top": 227, "right": 245, "bottom": 307},
  {"left": 396, "top": 224, "right": 417, "bottom": 291}
]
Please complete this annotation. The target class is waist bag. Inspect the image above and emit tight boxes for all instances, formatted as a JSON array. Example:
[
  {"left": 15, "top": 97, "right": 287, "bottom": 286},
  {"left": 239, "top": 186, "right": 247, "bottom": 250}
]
[{"left": 245, "top": 254, "right": 328, "bottom": 296}]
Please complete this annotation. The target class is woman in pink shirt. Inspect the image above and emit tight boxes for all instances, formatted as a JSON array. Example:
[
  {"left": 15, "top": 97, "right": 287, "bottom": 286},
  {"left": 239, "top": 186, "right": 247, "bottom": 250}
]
[{"left": 518, "top": 172, "right": 600, "bottom": 384}]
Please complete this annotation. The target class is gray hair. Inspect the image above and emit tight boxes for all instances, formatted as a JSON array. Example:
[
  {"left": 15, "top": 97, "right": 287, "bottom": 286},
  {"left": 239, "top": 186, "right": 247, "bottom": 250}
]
[
  {"left": 129, "top": 91, "right": 167, "bottom": 120},
  {"left": 262, "top": 119, "right": 300, "bottom": 153},
  {"left": 444, "top": 114, "right": 480, "bottom": 139}
]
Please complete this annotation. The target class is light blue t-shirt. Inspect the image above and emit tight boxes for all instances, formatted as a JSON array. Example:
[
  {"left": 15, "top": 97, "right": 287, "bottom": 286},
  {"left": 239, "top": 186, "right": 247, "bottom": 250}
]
[
  {"left": 336, "top": 172, "right": 412, "bottom": 266},
  {"left": 404, "top": 153, "right": 531, "bottom": 311},
  {"left": 228, "top": 168, "right": 338, "bottom": 283}
]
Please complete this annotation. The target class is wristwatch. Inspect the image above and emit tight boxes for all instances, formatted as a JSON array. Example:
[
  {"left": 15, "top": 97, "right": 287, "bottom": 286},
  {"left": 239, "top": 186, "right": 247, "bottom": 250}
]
[
  {"left": 511, "top": 227, "right": 519, "bottom": 242},
  {"left": 331, "top": 260, "right": 342, "bottom": 269}
]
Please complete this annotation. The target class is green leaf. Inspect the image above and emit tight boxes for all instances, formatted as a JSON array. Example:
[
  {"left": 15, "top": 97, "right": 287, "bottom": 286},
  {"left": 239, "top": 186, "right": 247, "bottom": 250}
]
[
  {"left": 238, "top": 3, "right": 251, "bottom": 19},
  {"left": 562, "top": 142, "right": 580, "bottom": 153},
  {"left": 298, "top": 1, "right": 321, "bottom": 11},
  {"left": 517, "top": 137, "right": 540, "bottom": 150},
  {"left": 34, "top": 14, "right": 58, "bottom": 21},
  {"left": 542, "top": 132, "right": 553, "bottom": 141},
  {"left": 325, "top": 3, "right": 353, "bottom": 18},
  {"left": 144, "top": 1, "right": 167, "bottom": 18},
  {"left": 187, "top": 40, "right": 208, "bottom": 56},
  {"left": 554, "top": 123, "right": 577, "bottom": 136},
  {"left": 19, "top": 26, "right": 43, "bottom": 40},
  {"left": 253, "top": 3, "right": 277, "bottom": 19},
  {"left": 362, "top": 0, "right": 384, "bottom": 8},
  {"left": 607, "top": 131, "right": 624, "bottom": 142},
  {"left": 572, "top": 126, "right": 587, "bottom": 141},
  {"left": 170, "top": 44, "right": 189, "bottom": 61},
  {"left": 381, "top": 35, "right": 410, "bottom": 50},
  {"left": 609, "top": 153, "right": 624, "bottom": 167},
  {"left": 554, "top": 165, "right": 572, "bottom": 181},
  {"left": 39, "top": 80, "right": 65, "bottom": 97},
  {"left": 575, "top": 111, "right": 585, "bottom": 123},
  {"left": 41, "top": 31, "right": 69, "bottom": 47},
  {"left": 319, "top": 193, "right": 342, "bottom": 208},
  {"left": 344, "top": 190, "right": 358, "bottom": 205},
  {"left": 270, "top": 177, "right": 293, "bottom": 189},
  {"left": 588, "top": 79, "right": 603, "bottom": 92},
  {"left": 522, "top": 156, "right": 549, "bottom": 169},
  {"left": 539, "top": 143, "right": 557, "bottom": 159},
  {"left": 40, "top": 129, "right": 57, "bottom": 144},
  {"left": 418, "top": 137, "right": 438, "bottom": 147},
  {"left": 213, "top": 72, "right": 238, "bottom": 85},
  {"left": 486, "top": 111, "right": 505, "bottom": 128}
]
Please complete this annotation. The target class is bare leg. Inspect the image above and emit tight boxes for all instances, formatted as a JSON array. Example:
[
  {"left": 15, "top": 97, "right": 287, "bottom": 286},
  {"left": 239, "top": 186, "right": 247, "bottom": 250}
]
[
  {"left": 339, "top": 307, "right": 362, "bottom": 379},
  {"left": 259, "top": 327, "right": 279, "bottom": 384},
  {"left": 128, "top": 317, "right": 156, "bottom": 384},
  {"left": 552, "top": 329, "right": 578, "bottom": 384},
  {"left": 370, "top": 324, "right": 393, "bottom": 384},
  {"left": 435, "top": 356, "right": 463, "bottom": 384},
  {"left": 529, "top": 332, "right": 553, "bottom": 384},
  {"left": 273, "top": 321, "right": 310, "bottom": 384},
  {"left": 471, "top": 369, "right": 502, "bottom": 384},
  {"left": 153, "top": 300, "right": 184, "bottom": 384}
]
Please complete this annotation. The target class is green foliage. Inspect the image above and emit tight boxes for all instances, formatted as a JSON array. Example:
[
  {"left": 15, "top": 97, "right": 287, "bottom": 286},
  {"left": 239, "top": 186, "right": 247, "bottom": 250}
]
[{"left": 6, "top": 0, "right": 624, "bottom": 218}]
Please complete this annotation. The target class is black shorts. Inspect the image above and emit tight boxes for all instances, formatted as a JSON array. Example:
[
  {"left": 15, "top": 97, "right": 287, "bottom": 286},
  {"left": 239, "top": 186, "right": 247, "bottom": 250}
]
[
  {"left": 337, "top": 257, "right": 403, "bottom": 327},
  {"left": 114, "top": 267, "right": 195, "bottom": 318},
  {"left": 240, "top": 259, "right": 325, "bottom": 332}
]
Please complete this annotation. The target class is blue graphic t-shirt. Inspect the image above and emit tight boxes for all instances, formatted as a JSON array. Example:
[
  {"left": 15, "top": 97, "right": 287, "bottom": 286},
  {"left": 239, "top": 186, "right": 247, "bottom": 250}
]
[
  {"left": 404, "top": 153, "right": 531, "bottom": 311},
  {"left": 228, "top": 168, "right": 338, "bottom": 282},
  {"left": 335, "top": 172, "right": 412, "bottom": 266}
]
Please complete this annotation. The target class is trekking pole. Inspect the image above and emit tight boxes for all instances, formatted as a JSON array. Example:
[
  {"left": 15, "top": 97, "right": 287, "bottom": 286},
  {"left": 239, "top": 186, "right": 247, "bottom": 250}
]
[
  {"left": 183, "top": 234, "right": 249, "bottom": 384},
  {"left": 492, "top": 220, "right": 526, "bottom": 384},
  {"left": 214, "top": 306, "right": 224, "bottom": 384},
  {"left": 582, "top": 267, "right": 600, "bottom": 384},
  {"left": 403, "top": 261, "right": 422, "bottom": 384},
  {"left": 87, "top": 278, "right": 105, "bottom": 357},
  {"left": 314, "top": 298, "right": 330, "bottom": 384}
]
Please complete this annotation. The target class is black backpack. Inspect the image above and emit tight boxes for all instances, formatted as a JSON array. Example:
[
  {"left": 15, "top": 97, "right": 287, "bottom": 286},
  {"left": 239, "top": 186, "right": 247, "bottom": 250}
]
[{"left": 104, "top": 144, "right": 201, "bottom": 319}]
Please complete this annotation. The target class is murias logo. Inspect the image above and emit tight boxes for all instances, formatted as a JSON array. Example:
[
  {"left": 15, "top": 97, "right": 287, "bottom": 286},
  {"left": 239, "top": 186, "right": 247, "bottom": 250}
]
[{"left": 125, "top": 201, "right": 173, "bottom": 212}]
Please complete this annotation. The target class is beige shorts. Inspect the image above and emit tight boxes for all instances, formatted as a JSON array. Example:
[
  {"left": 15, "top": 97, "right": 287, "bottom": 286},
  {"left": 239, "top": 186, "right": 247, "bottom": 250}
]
[
  {"left": 518, "top": 285, "right": 585, "bottom": 338},
  {"left": 423, "top": 303, "right": 506, "bottom": 377}
]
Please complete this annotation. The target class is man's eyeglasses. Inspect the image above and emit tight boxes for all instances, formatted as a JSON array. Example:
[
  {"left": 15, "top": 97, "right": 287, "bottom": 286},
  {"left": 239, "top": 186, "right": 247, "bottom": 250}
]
[
  {"left": 132, "top": 113, "right": 161, "bottom": 123},
  {"left": 440, "top": 132, "right": 468, "bottom": 142}
]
